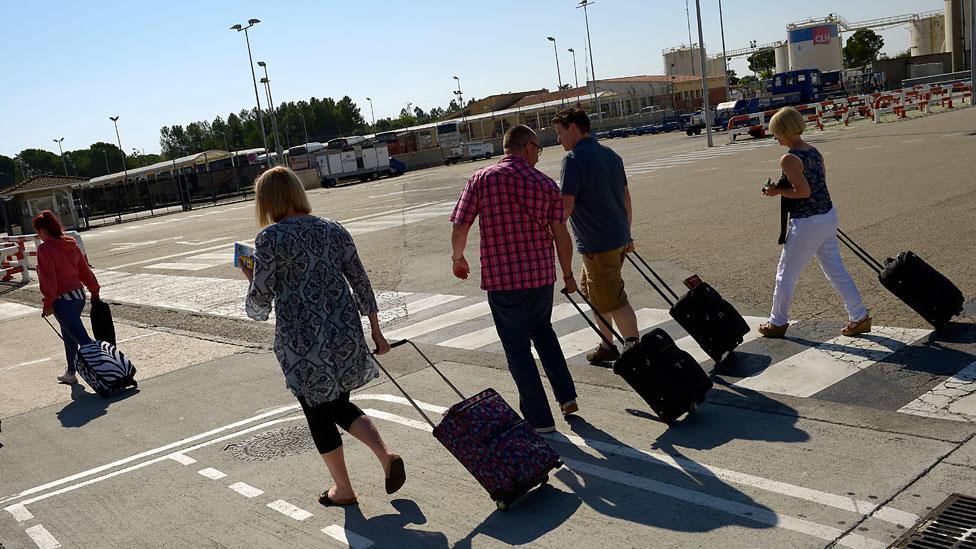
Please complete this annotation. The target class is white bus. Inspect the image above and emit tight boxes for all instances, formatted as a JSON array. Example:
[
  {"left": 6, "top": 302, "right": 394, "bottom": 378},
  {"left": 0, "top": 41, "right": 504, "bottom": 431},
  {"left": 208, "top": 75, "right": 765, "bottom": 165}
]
[
  {"left": 436, "top": 121, "right": 462, "bottom": 148},
  {"left": 287, "top": 143, "right": 325, "bottom": 171}
]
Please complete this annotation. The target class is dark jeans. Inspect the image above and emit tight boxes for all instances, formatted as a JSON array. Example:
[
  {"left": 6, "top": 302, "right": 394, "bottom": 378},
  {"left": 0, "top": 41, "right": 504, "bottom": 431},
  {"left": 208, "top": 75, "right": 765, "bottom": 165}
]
[
  {"left": 487, "top": 284, "right": 577, "bottom": 428},
  {"left": 54, "top": 297, "right": 92, "bottom": 374},
  {"left": 297, "top": 392, "right": 365, "bottom": 454}
]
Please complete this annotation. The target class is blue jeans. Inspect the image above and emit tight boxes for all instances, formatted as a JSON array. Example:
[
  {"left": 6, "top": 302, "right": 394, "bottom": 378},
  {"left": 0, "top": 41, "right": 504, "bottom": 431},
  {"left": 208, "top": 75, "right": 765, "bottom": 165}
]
[
  {"left": 487, "top": 285, "right": 577, "bottom": 429},
  {"left": 54, "top": 297, "right": 92, "bottom": 374}
]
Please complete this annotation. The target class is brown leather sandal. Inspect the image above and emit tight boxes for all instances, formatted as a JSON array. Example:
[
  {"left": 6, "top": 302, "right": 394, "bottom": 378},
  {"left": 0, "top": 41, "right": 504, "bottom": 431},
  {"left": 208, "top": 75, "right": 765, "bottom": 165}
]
[
  {"left": 841, "top": 316, "right": 872, "bottom": 337},
  {"left": 758, "top": 322, "right": 789, "bottom": 338}
]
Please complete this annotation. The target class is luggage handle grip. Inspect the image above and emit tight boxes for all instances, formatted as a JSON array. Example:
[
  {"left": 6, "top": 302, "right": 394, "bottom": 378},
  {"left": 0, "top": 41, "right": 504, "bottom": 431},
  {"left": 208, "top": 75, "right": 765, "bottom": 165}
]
[
  {"left": 625, "top": 251, "right": 680, "bottom": 305},
  {"left": 836, "top": 229, "right": 884, "bottom": 274},
  {"left": 370, "top": 339, "right": 465, "bottom": 430},
  {"left": 560, "top": 288, "right": 626, "bottom": 346}
]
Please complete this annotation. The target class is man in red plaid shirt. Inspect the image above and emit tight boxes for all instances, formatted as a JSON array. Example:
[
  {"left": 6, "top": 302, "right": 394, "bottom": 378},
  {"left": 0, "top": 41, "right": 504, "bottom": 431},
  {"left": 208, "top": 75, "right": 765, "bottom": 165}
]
[{"left": 450, "top": 125, "right": 579, "bottom": 433}]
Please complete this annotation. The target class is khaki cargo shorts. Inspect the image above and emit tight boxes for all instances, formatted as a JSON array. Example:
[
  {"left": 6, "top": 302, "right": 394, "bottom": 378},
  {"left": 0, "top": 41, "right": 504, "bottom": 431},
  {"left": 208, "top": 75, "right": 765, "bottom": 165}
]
[{"left": 579, "top": 245, "right": 630, "bottom": 314}]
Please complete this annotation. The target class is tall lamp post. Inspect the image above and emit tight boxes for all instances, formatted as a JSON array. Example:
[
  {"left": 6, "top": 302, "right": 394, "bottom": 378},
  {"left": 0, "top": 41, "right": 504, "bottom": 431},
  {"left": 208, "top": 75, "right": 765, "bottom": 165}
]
[
  {"left": 230, "top": 19, "right": 272, "bottom": 168},
  {"left": 547, "top": 36, "right": 564, "bottom": 106},
  {"left": 718, "top": 0, "right": 730, "bottom": 100},
  {"left": 568, "top": 48, "right": 581, "bottom": 104},
  {"left": 109, "top": 116, "right": 129, "bottom": 222},
  {"left": 452, "top": 75, "right": 465, "bottom": 137},
  {"left": 365, "top": 97, "right": 376, "bottom": 130},
  {"left": 52, "top": 137, "right": 68, "bottom": 176},
  {"left": 257, "top": 61, "right": 283, "bottom": 161},
  {"left": 693, "top": 0, "right": 713, "bottom": 147},
  {"left": 576, "top": 0, "right": 601, "bottom": 116}
]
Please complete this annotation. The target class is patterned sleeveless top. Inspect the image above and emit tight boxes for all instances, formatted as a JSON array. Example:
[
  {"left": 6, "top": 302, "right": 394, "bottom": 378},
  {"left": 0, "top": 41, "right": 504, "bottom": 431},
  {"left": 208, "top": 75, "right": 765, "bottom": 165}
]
[{"left": 783, "top": 147, "right": 833, "bottom": 219}]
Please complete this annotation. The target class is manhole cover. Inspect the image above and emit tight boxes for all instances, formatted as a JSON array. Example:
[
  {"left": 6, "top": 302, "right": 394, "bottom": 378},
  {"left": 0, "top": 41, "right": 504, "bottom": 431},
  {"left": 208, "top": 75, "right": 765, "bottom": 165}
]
[
  {"left": 224, "top": 425, "right": 315, "bottom": 461},
  {"left": 892, "top": 493, "right": 976, "bottom": 548}
]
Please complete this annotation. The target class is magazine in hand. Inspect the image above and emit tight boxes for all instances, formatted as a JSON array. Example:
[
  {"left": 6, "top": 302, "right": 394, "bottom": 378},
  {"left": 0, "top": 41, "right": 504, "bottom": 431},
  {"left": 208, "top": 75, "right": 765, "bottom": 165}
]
[{"left": 234, "top": 242, "right": 255, "bottom": 270}]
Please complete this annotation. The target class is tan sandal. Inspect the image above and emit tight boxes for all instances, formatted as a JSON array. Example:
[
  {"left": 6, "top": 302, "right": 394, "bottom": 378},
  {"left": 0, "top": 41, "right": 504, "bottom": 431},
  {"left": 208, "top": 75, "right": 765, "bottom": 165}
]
[
  {"left": 758, "top": 322, "right": 788, "bottom": 338},
  {"left": 841, "top": 316, "right": 872, "bottom": 337}
]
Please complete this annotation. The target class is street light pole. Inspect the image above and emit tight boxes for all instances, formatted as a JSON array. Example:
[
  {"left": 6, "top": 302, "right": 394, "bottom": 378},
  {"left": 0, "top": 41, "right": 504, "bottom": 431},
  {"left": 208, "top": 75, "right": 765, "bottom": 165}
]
[
  {"left": 685, "top": 0, "right": 696, "bottom": 76},
  {"left": 577, "top": 0, "right": 601, "bottom": 116},
  {"left": 109, "top": 116, "right": 129, "bottom": 222},
  {"left": 547, "top": 36, "right": 564, "bottom": 106},
  {"left": 568, "top": 48, "right": 580, "bottom": 104},
  {"left": 366, "top": 97, "right": 376, "bottom": 130},
  {"left": 452, "top": 75, "right": 466, "bottom": 136},
  {"left": 53, "top": 137, "right": 68, "bottom": 176},
  {"left": 694, "top": 0, "right": 713, "bottom": 147},
  {"left": 718, "top": 0, "right": 730, "bottom": 100},
  {"left": 231, "top": 19, "right": 272, "bottom": 168},
  {"left": 257, "top": 61, "right": 284, "bottom": 161}
]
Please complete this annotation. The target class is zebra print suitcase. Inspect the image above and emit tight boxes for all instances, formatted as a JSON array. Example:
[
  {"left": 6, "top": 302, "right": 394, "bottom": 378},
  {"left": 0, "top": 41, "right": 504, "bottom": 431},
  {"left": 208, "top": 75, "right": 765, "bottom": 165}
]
[{"left": 74, "top": 341, "right": 138, "bottom": 398}]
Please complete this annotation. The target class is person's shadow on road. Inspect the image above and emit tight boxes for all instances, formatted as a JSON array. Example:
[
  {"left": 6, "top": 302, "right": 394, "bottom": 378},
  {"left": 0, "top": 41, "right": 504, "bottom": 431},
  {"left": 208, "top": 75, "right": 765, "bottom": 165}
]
[
  {"left": 545, "top": 416, "right": 779, "bottom": 535},
  {"left": 453, "top": 481, "right": 581, "bottom": 548},
  {"left": 339, "top": 498, "right": 449, "bottom": 548},
  {"left": 56, "top": 383, "right": 139, "bottom": 428}
]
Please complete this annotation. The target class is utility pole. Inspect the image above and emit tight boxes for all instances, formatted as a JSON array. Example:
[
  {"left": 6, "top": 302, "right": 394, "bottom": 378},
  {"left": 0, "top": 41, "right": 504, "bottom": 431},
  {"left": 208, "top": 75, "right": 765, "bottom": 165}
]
[
  {"left": 694, "top": 0, "right": 713, "bottom": 147},
  {"left": 686, "top": 0, "right": 696, "bottom": 75},
  {"left": 577, "top": 0, "right": 601, "bottom": 116},
  {"left": 718, "top": 0, "right": 730, "bottom": 100}
]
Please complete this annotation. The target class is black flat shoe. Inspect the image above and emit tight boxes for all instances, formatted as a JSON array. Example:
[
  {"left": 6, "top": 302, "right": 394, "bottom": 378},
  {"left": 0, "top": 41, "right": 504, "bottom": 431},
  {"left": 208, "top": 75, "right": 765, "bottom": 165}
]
[
  {"left": 385, "top": 454, "right": 406, "bottom": 495},
  {"left": 318, "top": 490, "right": 358, "bottom": 506}
]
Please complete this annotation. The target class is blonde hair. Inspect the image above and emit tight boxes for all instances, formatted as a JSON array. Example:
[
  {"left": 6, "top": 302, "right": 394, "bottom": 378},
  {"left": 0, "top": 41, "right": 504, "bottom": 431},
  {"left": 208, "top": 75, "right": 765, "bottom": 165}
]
[
  {"left": 254, "top": 166, "right": 312, "bottom": 226},
  {"left": 769, "top": 107, "right": 806, "bottom": 139}
]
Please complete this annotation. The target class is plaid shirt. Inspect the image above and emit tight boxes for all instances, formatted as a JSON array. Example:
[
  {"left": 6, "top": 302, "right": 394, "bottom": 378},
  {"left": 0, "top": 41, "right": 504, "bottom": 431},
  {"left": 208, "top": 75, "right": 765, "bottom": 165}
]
[{"left": 450, "top": 154, "right": 565, "bottom": 292}]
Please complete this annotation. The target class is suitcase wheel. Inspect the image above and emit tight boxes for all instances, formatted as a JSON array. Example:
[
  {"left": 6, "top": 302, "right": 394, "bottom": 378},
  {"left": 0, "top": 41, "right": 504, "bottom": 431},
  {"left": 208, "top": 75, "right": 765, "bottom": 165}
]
[{"left": 496, "top": 499, "right": 510, "bottom": 512}]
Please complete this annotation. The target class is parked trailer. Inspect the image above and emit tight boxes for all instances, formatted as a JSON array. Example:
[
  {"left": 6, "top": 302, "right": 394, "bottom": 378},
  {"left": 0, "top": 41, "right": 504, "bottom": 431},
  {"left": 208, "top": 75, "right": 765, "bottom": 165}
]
[
  {"left": 445, "top": 142, "right": 495, "bottom": 165},
  {"left": 314, "top": 144, "right": 397, "bottom": 188}
]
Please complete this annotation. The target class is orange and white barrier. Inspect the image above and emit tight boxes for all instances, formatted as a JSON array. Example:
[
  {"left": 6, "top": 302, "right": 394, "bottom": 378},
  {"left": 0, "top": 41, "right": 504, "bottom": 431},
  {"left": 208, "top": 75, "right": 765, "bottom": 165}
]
[
  {"left": 0, "top": 231, "right": 87, "bottom": 270},
  {"left": 0, "top": 244, "right": 30, "bottom": 283}
]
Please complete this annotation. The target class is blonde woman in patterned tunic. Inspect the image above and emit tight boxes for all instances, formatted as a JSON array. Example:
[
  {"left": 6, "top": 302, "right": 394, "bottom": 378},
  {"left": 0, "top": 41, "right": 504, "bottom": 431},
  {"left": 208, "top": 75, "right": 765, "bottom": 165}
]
[{"left": 240, "top": 167, "right": 405, "bottom": 506}]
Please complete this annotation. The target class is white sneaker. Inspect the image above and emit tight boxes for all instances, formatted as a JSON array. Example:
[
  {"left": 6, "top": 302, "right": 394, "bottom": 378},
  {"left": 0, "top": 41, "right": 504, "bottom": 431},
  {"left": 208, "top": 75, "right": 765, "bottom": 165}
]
[{"left": 57, "top": 372, "right": 78, "bottom": 384}]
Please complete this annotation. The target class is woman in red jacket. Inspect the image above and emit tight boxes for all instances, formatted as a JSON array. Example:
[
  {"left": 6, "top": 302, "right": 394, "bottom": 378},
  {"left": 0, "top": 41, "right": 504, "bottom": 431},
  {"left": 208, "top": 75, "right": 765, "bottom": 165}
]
[{"left": 34, "top": 211, "right": 100, "bottom": 384}]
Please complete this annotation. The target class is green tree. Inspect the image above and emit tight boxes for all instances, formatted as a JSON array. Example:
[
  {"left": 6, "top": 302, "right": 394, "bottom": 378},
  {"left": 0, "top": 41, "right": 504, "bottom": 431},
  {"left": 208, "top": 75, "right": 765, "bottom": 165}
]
[
  {"left": 17, "top": 149, "right": 61, "bottom": 177},
  {"left": 747, "top": 49, "right": 776, "bottom": 79},
  {"left": 843, "top": 29, "right": 884, "bottom": 68},
  {"left": 727, "top": 69, "right": 740, "bottom": 85},
  {"left": 0, "top": 155, "right": 19, "bottom": 188}
]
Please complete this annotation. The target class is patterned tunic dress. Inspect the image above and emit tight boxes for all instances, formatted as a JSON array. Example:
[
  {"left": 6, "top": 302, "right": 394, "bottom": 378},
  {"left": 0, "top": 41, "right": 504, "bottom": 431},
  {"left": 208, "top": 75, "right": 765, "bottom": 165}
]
[{"left": 245, "top": 215, "right": 379, "bottom": 406}]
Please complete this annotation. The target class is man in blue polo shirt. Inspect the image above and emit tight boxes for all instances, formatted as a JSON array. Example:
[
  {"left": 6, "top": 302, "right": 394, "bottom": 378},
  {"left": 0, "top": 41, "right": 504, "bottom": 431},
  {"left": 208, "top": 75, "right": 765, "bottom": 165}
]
[{"left": 553, "top": 107, "right": 638, "bottom": 365}]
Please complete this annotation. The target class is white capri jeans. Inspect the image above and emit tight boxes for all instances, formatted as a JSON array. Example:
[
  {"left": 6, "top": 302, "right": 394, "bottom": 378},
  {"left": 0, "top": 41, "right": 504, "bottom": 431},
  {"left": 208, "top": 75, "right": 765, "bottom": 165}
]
[{"left": 769, "top": 207, "right": 868, "bottom": 326}]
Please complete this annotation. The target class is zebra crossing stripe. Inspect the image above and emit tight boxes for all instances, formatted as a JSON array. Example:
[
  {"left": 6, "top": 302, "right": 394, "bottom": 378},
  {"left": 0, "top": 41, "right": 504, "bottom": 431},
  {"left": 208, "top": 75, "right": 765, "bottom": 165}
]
[
  {"left": 321, "top": 524, "right": 375, "bottom": 548},
  {"left": 548, "top": 308, "right": 673, "bottom": 360},
  {"left": 402, "top": 293, "right": 465, "bottom": 316},
  {"left": 732, "top": 326, "right": 932, "bottom": 398},
  {"left": 897, "top": 360, "right": 976, "bottom": 422},
  {"left": 441, "top": 303, "right": 579, "bottom": 350},
  {"left": 24, "top": 524, "right": 61, "bottom": 549},
  {"left": 386, "top": 301, "right": 492, "bottom": 340}
]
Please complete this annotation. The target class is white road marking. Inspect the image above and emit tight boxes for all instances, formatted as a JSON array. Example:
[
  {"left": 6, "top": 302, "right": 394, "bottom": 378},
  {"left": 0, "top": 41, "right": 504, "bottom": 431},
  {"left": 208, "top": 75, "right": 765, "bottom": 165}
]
[
  {"left": 351, "top": 394, "right": 448, "bottom": 414},
  {"left": 0, "top": 403, "right": 299, "bottom": 507},
  {"left": 322, "top": 525, "right": 375, "bottom": 548},
  {"left": 369, "top": 186, "right": 452, "bottom": 199},
  {"left": 0, "top": 301, "right": 40, "bottom": 321},
  {"left": 363, "top": 409, "right": 433, "bottom": 433},
  {"left": 553, "top": 308, "right": 672, "bottom": 360},
  {"left": 898, "top": 360, "right": 976, "bottom": 422},
  {"left": 110, "top": 240, "right": 237, "bottom": 269},
  {"left": 197, "top": 467, "right": 227, "bottom": 480},
  {"left": 0, "top": 358, "right": 52, "bottom": 374},
  {"left": 561, "top": 458, "right": 886, "bottom": 549},
  {"left": 441, "top": 303, "right": 578, "bottom": 350},
  {"left": 168, "top": 453, "right": 197, "bottom": 465},
  {"left": 901, "top": 138, "right": 924, "bottom": 143},
  {"left": 386, "top": 301, "right": 492, "bottom": 341},
  {"left": 733, "top": 326, "right": 932, "bottom": 397},
  {"left": 402, "top": 293, "right": 465, "bottom": 316},
  {"left": 144, "top": 262, "right": 215, "bottom": 271},
  {"left": 267, "top": 499, "right": 313, "bottom": 521},
  {"left": 7, "top": 503, "right": 33, "bottom": 522},
  {"left": 25, "top": 524, "right": 61, "bottom": 549},
  {"left": 228, "top": 482, "right": 265, "bottom": 498}
]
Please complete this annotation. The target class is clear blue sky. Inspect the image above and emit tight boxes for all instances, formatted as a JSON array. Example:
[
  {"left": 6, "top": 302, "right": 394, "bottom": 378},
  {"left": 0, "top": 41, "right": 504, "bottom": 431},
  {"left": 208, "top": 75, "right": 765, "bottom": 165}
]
[{"left": 0, "top": 0, "right": 943, "bottom": 157}]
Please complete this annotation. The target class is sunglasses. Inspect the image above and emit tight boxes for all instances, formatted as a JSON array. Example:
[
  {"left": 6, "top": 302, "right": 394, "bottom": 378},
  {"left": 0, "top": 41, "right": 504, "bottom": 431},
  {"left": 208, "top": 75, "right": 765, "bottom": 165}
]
[{"left": 527, "top": 141, "right": 543, "bottom": 154}]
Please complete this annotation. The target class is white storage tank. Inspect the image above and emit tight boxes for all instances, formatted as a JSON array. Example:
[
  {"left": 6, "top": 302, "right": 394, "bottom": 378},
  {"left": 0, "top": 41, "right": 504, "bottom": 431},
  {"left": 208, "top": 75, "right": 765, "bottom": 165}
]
[
  {"left": 663, "top": 45, "right": 726, "bottom": 77},
  {"left": 775, "top": 43, "right": 791, "bottom": 73},
  {"left": 787, "top": 21, "right": 844, "bottom": 72},
  {"left": 911, "top": 15, "right": 946, "bottom": 55}
]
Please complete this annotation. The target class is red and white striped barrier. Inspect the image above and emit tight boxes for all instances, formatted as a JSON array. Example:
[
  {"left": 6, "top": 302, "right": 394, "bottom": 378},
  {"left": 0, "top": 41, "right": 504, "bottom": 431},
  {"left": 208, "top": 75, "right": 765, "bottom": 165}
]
[
  {"left": 0, "top": 244, "right": 30, "bottom": 283},
  {"left": 0, "top": 231, "right": 87, "bottom": 270}
]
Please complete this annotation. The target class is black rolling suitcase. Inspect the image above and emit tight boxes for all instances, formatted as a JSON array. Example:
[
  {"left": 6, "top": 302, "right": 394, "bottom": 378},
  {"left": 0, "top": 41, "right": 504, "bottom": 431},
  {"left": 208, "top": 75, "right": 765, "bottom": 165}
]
[
  {"left": 837, "top": 229, "right": 964, "bottom": 329},
  {"left": 562, "top": 289, "right": 711, "bottom": 425},
  {"left": 625, "top": 251, "right": 750, "bottom": 363},
  {"left": 90, "top": 298, "right": 116, "bottom": 345}
]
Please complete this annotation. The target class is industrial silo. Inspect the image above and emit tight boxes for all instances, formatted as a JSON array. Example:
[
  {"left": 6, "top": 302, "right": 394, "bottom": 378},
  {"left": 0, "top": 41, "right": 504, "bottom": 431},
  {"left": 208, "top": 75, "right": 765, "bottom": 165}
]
[
  {"left": 775, "top": 43, "right": 791, "bottom": 73},
  {"left": 787, "top": 21, "right": 844, "bottom": 71},
  {"left": 911, "top": 14, "right": 946, "bottom": 55},
  {"left": 664, "top": 45, "right": 705, "bottom": 76}
]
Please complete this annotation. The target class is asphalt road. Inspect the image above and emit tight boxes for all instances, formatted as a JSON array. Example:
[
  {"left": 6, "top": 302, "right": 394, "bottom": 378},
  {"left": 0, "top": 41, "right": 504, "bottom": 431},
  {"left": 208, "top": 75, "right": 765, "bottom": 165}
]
[{"left": 1, "top": 105, "right": 974, "bottom": 548}]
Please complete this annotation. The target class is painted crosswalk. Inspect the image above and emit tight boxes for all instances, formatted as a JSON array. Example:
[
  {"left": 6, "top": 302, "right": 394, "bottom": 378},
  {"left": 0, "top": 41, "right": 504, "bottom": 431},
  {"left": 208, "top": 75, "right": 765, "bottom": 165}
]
[{"left": 64, "top": 268, "right": 971, "bottom": 422}]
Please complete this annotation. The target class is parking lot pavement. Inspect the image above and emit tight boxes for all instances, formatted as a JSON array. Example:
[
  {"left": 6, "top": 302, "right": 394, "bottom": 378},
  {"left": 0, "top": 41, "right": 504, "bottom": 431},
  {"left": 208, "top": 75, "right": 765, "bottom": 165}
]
[{"left": 1, "top": 353, "right": 973, "bottom": 548}]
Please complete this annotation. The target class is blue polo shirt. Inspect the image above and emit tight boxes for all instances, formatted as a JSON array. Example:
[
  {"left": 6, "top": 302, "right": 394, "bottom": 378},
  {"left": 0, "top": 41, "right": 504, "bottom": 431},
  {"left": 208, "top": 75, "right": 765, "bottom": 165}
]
[{"left": 560, "top": 136, "right": 631, "bottom": 254}]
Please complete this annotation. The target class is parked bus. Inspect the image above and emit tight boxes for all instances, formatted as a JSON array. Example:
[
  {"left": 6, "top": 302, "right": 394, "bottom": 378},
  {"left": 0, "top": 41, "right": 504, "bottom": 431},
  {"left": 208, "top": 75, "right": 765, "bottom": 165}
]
[
  {"left": 288, "top": 143, "right": 325, "bottom": 170},
  {"left": 326, "top": 135, "right": 367, "bottom": 151},
  {"left": 436, "top": 121, "right": 462, "bottom": 148}
]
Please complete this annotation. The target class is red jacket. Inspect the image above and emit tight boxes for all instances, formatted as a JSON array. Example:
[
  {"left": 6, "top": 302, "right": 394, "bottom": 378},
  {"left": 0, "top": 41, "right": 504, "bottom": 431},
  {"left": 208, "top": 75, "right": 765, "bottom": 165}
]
[{"left": 36, "top": 237, "right": 99, "bottom": 308}]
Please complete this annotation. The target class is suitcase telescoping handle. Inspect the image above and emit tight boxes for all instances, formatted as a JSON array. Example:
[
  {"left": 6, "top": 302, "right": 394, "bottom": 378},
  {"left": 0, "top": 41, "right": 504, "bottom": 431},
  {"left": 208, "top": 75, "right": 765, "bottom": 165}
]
[
  {"left": 623, "top": 251, "right": 680, "bottom": 307},
  {"left": 560, "top": 288, "right": 627, "bottom": 348},
  {"left": 43, "top": 314, "right": 85, "bottom": 347},
  {"left": 836, "top": 229, "right": 885, "bottom": 275},
  {"left": 370, "top": 339, "right": 465, "bottom": 430}
]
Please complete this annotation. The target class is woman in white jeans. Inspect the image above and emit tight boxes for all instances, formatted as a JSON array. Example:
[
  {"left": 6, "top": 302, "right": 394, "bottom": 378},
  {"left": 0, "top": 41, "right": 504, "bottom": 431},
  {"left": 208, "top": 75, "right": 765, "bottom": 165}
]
[{"left": 758, "top": 107, "right": 871, "bottom": 338}]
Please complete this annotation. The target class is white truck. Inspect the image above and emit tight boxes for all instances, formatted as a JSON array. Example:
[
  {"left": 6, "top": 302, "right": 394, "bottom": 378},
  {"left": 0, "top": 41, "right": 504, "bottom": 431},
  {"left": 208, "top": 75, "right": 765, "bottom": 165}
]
[
  {"left": 444, "top": 141, "right": 495, "bottom": 165},
  {"left": 313, "top": 144, "right": 396, "bottom": 188}
]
